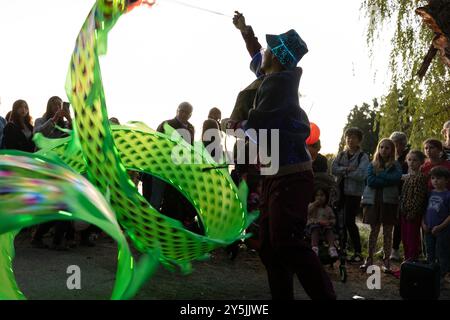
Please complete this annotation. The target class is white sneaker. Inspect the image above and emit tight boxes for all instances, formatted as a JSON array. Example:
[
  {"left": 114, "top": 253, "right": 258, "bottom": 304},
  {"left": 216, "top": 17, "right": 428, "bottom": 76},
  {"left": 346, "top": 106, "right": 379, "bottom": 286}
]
[
  {"left": 389, "top": 249, "right": 401, "bottom": 261},
  {"left": 312, "top": 246, "right": 319, "bottom": 256},
  {"left": 329, "top": 246, "right": 338, "bottom": 258}
]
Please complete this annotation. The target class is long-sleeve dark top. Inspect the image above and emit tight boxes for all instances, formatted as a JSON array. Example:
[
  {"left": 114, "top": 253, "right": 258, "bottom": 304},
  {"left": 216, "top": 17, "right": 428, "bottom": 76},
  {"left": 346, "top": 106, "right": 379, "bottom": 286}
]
[
  {"left": 244, "top": 68, "right": 312, "bottom": 172},
  {"left": 157, "top": 117, "right": 195, "bottom": 145},
  {"left": 229, "top": 26, "right": 264, "bottom": 123},
  {"left": 3, "top": 122, "right": 35, "bottom": 152}
]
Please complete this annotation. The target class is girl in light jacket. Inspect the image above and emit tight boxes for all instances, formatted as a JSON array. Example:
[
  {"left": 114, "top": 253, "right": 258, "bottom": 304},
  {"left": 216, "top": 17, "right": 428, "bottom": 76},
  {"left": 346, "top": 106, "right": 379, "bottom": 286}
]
[{"left": 361, "top": 138, "right": 402, "bottom": 272}]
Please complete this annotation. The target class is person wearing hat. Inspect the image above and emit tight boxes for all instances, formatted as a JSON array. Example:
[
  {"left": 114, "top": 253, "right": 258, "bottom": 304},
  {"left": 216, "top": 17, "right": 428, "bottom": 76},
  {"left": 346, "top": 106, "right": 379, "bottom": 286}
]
[{"left": 230, "top": 20, "right": 336, "bottom": 299}]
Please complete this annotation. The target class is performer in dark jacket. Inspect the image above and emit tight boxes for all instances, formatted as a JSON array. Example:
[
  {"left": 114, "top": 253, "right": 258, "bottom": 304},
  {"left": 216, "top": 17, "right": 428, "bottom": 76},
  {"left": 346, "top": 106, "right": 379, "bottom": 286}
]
[{"left": 236, "top": 26, "right": 336, "bottom": 300}]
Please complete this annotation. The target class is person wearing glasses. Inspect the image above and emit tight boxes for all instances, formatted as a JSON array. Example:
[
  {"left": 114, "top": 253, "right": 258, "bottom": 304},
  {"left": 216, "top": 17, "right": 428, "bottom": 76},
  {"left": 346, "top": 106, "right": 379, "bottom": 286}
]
[{"left": 157, "top": 102, "right": 195, "bottom": 144}]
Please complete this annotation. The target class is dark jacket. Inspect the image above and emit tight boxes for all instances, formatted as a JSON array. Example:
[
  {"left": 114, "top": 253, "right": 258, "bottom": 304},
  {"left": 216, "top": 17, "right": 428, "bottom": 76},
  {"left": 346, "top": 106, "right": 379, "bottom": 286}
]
[
  {"left": 230, "top": 79, "right": 263, "bottom": 123},
  {"left": 245, "top": 68, "right": 311, "bottom": 173},
  {"left": 3, "top": 122, "right": 35, "bottom": 152},
  {"left": 157, "top": 117, "right": 195, "bottom": 145}
]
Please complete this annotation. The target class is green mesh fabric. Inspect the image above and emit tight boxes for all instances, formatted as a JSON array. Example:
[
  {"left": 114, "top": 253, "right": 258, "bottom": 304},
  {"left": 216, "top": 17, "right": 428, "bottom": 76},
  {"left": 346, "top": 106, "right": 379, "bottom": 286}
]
[
  {"left": 0, "top": 0, "right": 255, "bottom": 300},
  {"left": 37, "top": 122, "right": 252, "bottom": 263},
  {"left": 0, "top": 232, "right": 22, "bottom": 300},
  {"left": 61, "top": 0, "right": 251, "bottom": 267},
  {"left": 0, "top": 151, "right": 159, "bottom": 300}
]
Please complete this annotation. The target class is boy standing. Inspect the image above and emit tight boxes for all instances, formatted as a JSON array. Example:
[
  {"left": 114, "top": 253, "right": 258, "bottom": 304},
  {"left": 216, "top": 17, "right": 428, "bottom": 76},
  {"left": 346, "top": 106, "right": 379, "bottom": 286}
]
[
  {"left": 332, "top": 127, "right": 370, "bottom": 262},
  {"left": 423, "top": 166, "right": 450, "bottom": 283}
]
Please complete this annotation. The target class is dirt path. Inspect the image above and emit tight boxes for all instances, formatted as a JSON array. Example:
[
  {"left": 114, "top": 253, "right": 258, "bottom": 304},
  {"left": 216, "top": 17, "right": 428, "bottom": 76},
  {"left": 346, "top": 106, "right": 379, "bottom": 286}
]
[{"left": 11, "top": 235, "right": 450, "bottom": 300}]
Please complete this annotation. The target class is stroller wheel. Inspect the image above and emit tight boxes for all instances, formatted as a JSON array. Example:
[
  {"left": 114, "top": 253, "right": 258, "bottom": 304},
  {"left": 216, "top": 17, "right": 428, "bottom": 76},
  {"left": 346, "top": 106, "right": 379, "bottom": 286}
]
[{"left": 339, "top": 265, "right": 347, "bottom": 283}]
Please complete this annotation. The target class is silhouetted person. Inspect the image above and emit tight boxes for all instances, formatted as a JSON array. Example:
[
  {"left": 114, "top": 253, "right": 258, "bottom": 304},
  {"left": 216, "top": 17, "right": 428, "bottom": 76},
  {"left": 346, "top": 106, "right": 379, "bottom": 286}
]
[
  {"left": 142, "top": 102, "right": 202, "bottom": 233},
  {"left": 202, "top": 107, "right": 223, "bottom": 162},
  {"left": 230, "top": 12, "right": 336, "bottom": 300}
]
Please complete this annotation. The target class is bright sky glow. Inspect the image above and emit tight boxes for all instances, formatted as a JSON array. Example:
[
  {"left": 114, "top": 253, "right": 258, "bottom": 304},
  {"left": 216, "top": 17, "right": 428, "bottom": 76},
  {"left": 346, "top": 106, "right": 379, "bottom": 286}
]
[{"left": 0, "top": 0, "right": 391, "bottom": 154}]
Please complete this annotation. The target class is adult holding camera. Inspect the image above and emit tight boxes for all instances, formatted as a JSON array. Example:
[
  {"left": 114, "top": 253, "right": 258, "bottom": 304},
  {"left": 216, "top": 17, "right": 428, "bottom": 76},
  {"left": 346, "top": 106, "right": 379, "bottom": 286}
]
[
  {"left": 31, "top": 96, "right": 73, "bottom": 250},
  {"left": 34, "top": 96, "right": 72, "bottom": 140}
]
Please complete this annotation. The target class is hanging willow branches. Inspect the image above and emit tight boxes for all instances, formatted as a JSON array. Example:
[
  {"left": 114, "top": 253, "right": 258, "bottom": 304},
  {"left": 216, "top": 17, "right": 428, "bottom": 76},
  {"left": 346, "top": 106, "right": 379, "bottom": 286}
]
[
  {"left": 416, "top": 0, "right": 450, "bottom": 78},
  {"left": 361, "top": 0, "right": 450, "bottom": 149}
]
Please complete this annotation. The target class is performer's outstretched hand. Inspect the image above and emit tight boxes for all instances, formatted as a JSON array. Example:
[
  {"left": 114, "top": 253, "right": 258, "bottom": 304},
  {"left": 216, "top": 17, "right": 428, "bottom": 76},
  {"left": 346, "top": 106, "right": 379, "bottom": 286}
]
[{"left": 233, "top": 11, "right": 246, "bottom": 31}]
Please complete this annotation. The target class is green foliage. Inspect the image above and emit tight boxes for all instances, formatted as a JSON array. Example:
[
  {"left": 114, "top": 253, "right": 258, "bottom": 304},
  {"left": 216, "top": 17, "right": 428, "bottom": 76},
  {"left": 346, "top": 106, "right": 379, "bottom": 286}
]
[
  {"left": 338, "top": 100, "right": 380, "bottom": 158},
  {"left": 361, "top": 0, "right": 450, "bottom": 149}
]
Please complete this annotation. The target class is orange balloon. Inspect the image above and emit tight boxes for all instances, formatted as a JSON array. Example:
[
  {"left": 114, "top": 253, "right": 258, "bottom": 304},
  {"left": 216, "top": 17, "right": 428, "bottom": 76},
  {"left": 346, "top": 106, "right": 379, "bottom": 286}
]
[{"left": 306, "top": 122, "right": 320, "bottom": 145}]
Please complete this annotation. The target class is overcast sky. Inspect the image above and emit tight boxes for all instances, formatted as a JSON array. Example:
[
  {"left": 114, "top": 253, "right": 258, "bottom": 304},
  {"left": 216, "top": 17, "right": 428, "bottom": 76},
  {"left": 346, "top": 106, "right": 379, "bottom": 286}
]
[{"left": 0, "top": 0, "right": 391, "bottom": 154}]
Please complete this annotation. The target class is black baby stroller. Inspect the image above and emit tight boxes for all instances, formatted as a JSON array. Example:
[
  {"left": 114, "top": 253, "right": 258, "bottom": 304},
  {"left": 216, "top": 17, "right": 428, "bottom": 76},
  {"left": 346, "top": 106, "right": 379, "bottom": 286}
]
[{"left": 308, "top": 172, "right": 348, "bottom": 283}]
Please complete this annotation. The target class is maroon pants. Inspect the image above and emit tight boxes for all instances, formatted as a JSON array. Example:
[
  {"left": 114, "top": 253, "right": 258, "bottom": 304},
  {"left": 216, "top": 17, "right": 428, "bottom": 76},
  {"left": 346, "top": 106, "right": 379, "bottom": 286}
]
[
  {"left": 400, "top": 215, "right": 422, "bottom": 261},
  {"left": 258, "top": 171, "right": 336, "bottom": 300}
]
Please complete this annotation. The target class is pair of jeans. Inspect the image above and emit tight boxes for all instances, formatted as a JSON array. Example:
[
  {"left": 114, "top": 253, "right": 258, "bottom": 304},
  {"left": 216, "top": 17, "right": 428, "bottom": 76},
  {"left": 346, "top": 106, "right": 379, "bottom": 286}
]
[
  {"left": 425, "top": 226, "right": 450, "bottom": 276},
  {"left": 343, "top": 195, "right": 362, "bottom": 254}
]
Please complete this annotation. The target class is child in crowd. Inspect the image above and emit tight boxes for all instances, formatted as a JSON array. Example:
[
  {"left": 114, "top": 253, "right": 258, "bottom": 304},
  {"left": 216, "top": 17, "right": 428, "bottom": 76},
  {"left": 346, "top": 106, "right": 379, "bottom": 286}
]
[
  {"left": 399, "top": 150, "right": 428, "bottom": 261},
  {"left": 361, "top": 138, "right": 402, "bottom": 272},
  {"left": 422, "top": 166, "right": 450, "bottom": 284},
  {"left": 307, "top": 187, "right": 338, "bottom": 258},
  {"left": 332, "top": 127, "right": 369, "bottom": 263},
  {"left": 421, "top": 139, "right": 450, "bottom": 190}
]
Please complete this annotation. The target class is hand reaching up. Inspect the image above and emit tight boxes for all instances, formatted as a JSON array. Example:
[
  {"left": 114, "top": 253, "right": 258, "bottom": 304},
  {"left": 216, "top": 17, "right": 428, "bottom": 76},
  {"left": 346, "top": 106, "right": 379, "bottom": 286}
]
[{"left": 233, "top": 11, "right": 246, "bottom": 31}]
